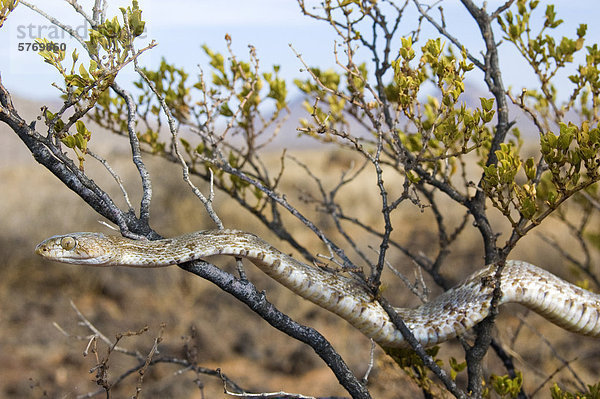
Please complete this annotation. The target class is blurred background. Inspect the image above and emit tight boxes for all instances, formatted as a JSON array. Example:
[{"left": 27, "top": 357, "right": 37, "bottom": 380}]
[{"left": 2, "top": 1, "right": 600, "bottom": 398}]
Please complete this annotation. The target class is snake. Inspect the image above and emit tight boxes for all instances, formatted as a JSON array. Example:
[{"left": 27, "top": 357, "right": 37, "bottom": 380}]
[{"left": 35, "top": 229, "right": 600, "bottom": 348}]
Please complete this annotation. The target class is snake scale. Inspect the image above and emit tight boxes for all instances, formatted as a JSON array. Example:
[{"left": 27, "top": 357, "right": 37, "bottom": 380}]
[{"left": 35, "top": 229, "right": 600, "bottom": 348}]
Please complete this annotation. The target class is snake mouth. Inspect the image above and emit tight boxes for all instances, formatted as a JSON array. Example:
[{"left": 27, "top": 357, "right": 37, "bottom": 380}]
[
  {"left": 34, "top": 242, "right": 55, "bottom": 258},
  {"left": 36, "top": 248, "right": 111, "bottom": 265}
]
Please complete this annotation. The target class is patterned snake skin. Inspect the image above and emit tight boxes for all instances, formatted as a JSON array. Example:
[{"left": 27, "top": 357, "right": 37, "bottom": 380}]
[{"left": 35, "top": 229, "right": 600, "bottom": 348}]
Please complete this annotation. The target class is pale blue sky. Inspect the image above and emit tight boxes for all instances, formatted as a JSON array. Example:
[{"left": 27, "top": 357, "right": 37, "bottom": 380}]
[{"left": 1, "top": 1, "right": 598, "bottom": 102}]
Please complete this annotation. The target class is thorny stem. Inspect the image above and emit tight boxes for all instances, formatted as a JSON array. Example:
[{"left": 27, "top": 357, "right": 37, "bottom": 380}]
[
  {"left": 369, "top": 127, "right": 395, "bottom": 291},
  {"left": 459, "top": 0, "right": 508, "bottom": 262}
]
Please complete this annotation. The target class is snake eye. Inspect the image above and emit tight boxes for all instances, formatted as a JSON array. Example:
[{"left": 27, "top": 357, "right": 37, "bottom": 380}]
[{"left": 60, "top": 236, "right": 77, "bottom": 251}]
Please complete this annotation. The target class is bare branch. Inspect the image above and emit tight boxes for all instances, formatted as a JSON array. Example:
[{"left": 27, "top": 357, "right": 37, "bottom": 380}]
[
  {"left": 134, "top": 64, "right": 224, "bottom": 229},
  {"left": 87, "top": 150, "right": 135, "bottom": 212},
  {"left": 110, "top": 82, "right": 153, "bottom": 223}
]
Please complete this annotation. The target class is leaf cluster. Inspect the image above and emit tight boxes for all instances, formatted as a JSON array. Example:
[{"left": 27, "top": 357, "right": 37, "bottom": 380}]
[
  {"left": 483, "top": 122, "right": 600, "bottom": 228},
  {"left": 38, "top": 0, "right": 151, "bottom": 169},
  {"left": 498, "top": 0, "right": 598, "bottom": 125},
  {"left": 388, "top": 38, "right": 494, "bottom": 181},
  {"left": 551, "top": 381, "right": 600, "bottom": 399},
  {"left": 91, "top": 39, "right": 289, "bottom": 205},
  {"left": 389, "top": 347, "right": 524, "bottom": 398},
  {"left": 0, "top": 0, "right": 17, "bottom": 29},
  {"left": 490, "top": 372, "right": 523, "bottom": 398},
  {"left": 295, "top": 66, "right": 353, "bottom": 135},
  {"left": 498, "top": 1, "right": 585, "bottom": 77}
]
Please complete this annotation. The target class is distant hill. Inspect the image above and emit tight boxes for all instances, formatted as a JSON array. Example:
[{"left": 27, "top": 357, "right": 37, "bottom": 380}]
[{"left": 2, "top": 83, "right": 577, "bottom": 170}]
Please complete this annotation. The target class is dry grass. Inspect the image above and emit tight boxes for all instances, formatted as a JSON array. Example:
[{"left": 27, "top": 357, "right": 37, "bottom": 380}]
[{"left": 2, "top": 101, "right": 600, "bottom": 397}]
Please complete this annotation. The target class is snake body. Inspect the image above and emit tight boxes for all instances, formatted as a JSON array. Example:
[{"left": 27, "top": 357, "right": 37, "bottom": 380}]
[{"left": 35, "top": 229, "right": 600, "bottom": 348}]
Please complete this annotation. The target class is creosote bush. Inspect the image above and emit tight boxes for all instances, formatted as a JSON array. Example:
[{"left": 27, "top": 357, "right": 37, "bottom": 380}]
[{"left": 2, "top": 0, "right": 600, "bottom": 398}]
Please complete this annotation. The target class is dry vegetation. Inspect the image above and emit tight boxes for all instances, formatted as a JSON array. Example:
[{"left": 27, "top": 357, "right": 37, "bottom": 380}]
[{"left": 1, "top": 97, "right": 599, "bottom": 398}]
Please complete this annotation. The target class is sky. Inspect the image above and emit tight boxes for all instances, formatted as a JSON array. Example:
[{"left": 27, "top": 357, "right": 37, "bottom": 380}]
[{"left": 0, "top": 0, "right": 599, "bottom": 102}]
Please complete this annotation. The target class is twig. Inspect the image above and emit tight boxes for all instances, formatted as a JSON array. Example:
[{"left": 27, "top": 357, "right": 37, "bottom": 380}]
[
  {"left": 379, "top": 297, "right": 467, "bottom": 399},
  {"left": 65, "top": 0, "right": 96, "bottom": 27},
  {"left": 529, "top": 361, "right": 575, "bottom": 398},
  {"left": 220, "top": 367, "right": 315, "bottom": 399},
  {"left": 20, "top": 1, "right": 89, "bottom": 49},
  {"left": 134, "top": 323, "right": 165, "bottom": 399},
  {"left": 516, "top": 315, "right": 586, "bottom": 392},
  {"left": 68, "top": 300, "right": 143, "bottom": 359},
  {"left": 383, "top": 257, "right": 429, "bottom": 303},
  {"left": 361, "top": 340, "right": 376, "bottom": 385},
  {"left": 91, "top": 0, "right": 106, "bottom": 25},
  {"left": 134, "top": 63, "right": 224, "bottom": 229},
  {"left": 111, "top": 82, "right": 153, "bottom": 223},
  {"left": 581, "top": 191, "right": 600, "bottom": 212},
  {"left": 88, "top": 149, "right": 135, "bottom": 212},
  {"left": 412, "top": 0, "right": 485, "bottom": 70}
]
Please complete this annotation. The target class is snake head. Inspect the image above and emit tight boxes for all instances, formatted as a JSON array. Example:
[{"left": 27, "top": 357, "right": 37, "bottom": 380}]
[{"left": 35, "top": 232, "right": 115, "bottom": 266}]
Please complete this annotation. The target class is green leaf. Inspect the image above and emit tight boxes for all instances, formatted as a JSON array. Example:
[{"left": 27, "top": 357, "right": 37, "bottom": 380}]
[
  {"left": 78, "top": 63, "right": 91, "bottom": 83},
  {"left": 524, "top": 157, "right": 536, "bottom": 180},
  {"left": 61, "top": 135, "right": 76, "bottom": 149},
  {"left": 406, "top": 170, "right": 421, "bottom": 184},
  {"left": 479, "top": 97, "right": 495, "bottom": 112},
  {"left": 74, "top": 133, "right": 87, "bottom": 151},
  {"left": 75, "top": 120, "right": 86, "bottom": 135},
  {"left": 521, "top": 197, "right": 537, "bottom": 219},
  {"left": 219, "top": 102, "right": 233, "bottom": 117},
  {"left": 491, "top": 372, "right": 523, "bottom": 398}
]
